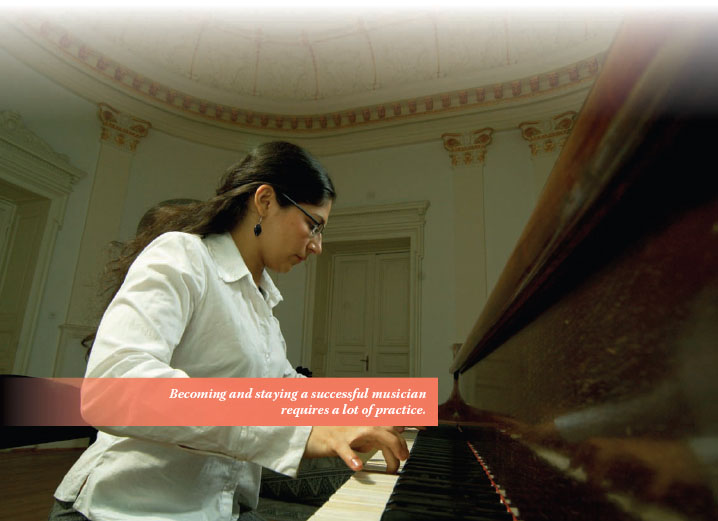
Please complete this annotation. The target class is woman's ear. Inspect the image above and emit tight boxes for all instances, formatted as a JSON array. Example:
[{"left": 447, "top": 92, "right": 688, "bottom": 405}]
[{"left": 253, "top": 184, "right": 277, "bottom": 217}]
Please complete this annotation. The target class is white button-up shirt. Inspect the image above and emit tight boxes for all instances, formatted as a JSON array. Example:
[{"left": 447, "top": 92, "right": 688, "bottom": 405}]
[{"left": 55, "top": 232, "right": 311, "bottom": 521}]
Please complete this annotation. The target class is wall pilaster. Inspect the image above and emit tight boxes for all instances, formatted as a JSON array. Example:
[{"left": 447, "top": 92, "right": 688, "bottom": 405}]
[
  {"left": 442, "top": 129, "right": 493, "bottom": 344},
  {"left": 56, "top": 103, "right": 151, "bottom": 376},
  {"left": 518, "top": 111, "right": 576, "bottom": 197}
]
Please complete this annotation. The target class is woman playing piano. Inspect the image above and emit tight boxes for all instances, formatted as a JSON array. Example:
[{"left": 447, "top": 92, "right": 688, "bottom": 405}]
[{"left": 48, "top": 141, "right": 409, "bottom": 521}]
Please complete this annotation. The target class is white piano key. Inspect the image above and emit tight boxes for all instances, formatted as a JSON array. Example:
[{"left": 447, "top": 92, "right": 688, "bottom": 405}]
[{"left": 307, "top": 430, "right": 417, "bottom": 521}]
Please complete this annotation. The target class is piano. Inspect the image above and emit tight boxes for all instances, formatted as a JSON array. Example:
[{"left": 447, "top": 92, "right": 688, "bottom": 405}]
[{"left": 309, "top": 16, "right": 718, "bottom": 521}]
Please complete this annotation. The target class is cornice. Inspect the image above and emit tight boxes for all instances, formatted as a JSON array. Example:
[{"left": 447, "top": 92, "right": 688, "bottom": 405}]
[
  {"left": 1, "top": 18, "right": 598, "bottom": 156},
  {"left": 323, "top": 201, "right": 429, "bottom": 254},
  {"left": 0, "top": 110, "right": 86, "bottom": 193},
  {"left": 330, "top": 200, "right": 429, "bottom": 220}
]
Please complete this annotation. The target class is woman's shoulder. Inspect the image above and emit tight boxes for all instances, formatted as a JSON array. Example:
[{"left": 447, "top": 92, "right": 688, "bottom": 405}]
[
  {"left": 140, "top": 232, "right": 210, "bottom": 267},
  {"left": 129, "top": 232, "right": 212, "bottom": 296},
  {"left": 146, "top": 231, "right": 204, "bottom": 250}
]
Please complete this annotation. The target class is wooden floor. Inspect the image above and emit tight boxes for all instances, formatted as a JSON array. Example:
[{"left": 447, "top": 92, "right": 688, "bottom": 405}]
[{"left": 2, "top": 448, "right": 85, "bottom": 521}]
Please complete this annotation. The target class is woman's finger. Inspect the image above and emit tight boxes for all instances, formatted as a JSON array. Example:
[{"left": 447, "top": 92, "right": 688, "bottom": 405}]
[
  {"left": 334, "top": 442, "right": 363, "bottom": 472},
  {"left": 381, "top": 446, "right": 400, "bottom": 474},
  {"left": 370, "top": 427, "right": 409, "bottom": 462}
]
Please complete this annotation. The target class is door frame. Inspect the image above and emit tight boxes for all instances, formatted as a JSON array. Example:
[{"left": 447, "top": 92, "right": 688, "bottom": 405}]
[
  {"left": 0, "top": 111, "right": 85, "bottom": 374},
  {"left": 301, "top": 201, "right": 429, "bottom": 377}
]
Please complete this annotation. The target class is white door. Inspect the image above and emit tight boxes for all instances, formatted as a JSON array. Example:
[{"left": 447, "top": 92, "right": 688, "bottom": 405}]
[
  {"left": 326, "top": 251, "right": 410, "bottom": 377},
  {"left": 0, "top": 198, "right": 49, "bottom": 373}
]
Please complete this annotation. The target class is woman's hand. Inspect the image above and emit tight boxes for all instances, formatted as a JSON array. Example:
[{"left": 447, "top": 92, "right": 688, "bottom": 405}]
[{"left": 304, "top": 426, "right": 409, "bottom": 473}]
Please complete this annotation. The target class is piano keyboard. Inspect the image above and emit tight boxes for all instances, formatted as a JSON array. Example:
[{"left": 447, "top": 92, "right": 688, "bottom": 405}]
[
  {"left": 307, "top": 429, "right": 417, "bottom": 520},
  {"left": 309, "top": 425, "right": 520, "bottom": 521}
]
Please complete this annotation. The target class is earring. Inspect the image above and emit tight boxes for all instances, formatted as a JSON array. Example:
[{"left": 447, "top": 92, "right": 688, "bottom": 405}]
[{"left": 254, "top": 216, "right": 263, "bottom": 237}]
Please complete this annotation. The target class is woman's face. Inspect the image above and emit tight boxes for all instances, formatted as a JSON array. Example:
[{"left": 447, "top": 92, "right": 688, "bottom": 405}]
[{"left": 260, "top": 196, "right": 332, "bottom": 273}]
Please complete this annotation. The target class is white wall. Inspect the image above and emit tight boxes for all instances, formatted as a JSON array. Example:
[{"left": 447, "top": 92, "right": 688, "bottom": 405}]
[
  {"left": 1, "top": 44, "right": 562, "bottom": 399},
  {"left": 0, "top": 48, "right": 100, "bottom": 376},
  {"left": 484, "top": 128, "right": 538, "bottom": 293},
  {"left": 270, "top": 140, "right": 457, "bottom": 395},
  {"left": 315, "top": 135, "right": 543, "bottom": 401},
  {"left": 117, "top": 132, "right": 242, "bottom": 242},
  {"left": 320, "top": 141, "right": 457, "bottom": 398},
  {"left": 270, "top": 132, "right": 545, "bottom": 401}
]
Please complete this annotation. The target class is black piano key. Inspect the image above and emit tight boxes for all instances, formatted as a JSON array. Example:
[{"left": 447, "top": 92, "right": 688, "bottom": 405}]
[
  {"left": 382, "top": 500, "right": 515, "bottom": 521},
  {"left": 392, "top": 483, "right": 504, "bottom": 505},
  {"left": 387, "top": 490, "right": 510, "bottom": 514},
  {"left": 399, "top": 463, "right": 493, "bottom": 482}
]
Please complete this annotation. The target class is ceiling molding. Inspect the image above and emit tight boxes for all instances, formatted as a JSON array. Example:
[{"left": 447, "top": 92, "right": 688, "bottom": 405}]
[
  {"left": 12, "top": 16, "right": 606, "bottom": 130},
  {"left": 1, "top": 17, "right": 599, "bottom": 156}
]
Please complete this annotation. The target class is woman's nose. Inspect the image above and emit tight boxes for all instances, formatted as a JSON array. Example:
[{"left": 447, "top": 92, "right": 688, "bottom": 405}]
[{"left": 308, "top": 234, "right": 322, "bottom": 255}]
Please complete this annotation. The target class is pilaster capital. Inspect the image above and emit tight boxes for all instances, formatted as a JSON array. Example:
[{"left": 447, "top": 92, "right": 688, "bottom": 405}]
[
  {"left": 518, "top": 111, "right": 576, "bottom": 156},
  {"left": 98, "top": 102, "right": 151, "bottom": 152},
  {"left": 441, "top": 128, "right": 494, "bottom": 168}
]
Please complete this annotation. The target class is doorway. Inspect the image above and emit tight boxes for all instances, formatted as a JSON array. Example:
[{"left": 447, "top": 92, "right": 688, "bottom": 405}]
[
  {"left": 321, "top": 240, "right": 411, "bottom": 377},
  {"left": 300, "top": 201, "right": 428, "bottom": 378},
  {"left": 0, "top": 110, "right": 85, "bottom": 375},
  {"left": 0, "top": 179, "right": 51, "bottom": 373}
]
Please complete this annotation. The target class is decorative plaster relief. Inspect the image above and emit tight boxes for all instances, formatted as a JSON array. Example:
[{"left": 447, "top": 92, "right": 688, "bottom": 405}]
[
  {"left": 441, "top": 128, "right": 494, "bottom": 168},
  {"left": 518, "top": 111, "right": 577, "bottom": 156},
  {"left": 14, "top": 17, "right": 605, "bottom": 135},
  {"left": 97, "top": 102, "right": 151, "bottom": 152}
]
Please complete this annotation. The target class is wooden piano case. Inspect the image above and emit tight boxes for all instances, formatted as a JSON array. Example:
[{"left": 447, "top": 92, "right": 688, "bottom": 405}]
[{"left": 444, "top": 17, "right": 718, "bottom": 521}]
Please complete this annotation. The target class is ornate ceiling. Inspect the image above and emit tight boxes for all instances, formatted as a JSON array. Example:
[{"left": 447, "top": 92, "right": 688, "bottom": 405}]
[{"left": 2, "top": 10, "right": 621, "bottom": 151}]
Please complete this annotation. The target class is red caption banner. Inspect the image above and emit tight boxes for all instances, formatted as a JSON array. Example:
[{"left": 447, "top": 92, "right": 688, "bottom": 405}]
[{"left": 4, "top": 377, "right": 438, "bottom": 427}]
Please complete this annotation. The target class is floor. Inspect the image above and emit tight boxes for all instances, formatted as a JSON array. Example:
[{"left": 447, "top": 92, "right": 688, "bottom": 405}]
[{"left": 2, "top": 448, "right": 84, "bottom": 521}]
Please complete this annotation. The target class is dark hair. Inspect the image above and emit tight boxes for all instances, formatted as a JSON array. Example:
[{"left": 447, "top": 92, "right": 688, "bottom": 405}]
[
  {"left": 135, "top": 198, "right": 201, "bottom": 235},
  {"left": 83, "top": 141, "right": 335, "bottom": 353}
]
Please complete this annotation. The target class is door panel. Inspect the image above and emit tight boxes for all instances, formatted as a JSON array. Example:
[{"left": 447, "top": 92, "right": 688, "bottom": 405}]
[
  {"left": 326, "top": 251, "right": 410, "bottom": 377},
  {"left": 375, "top": 253, "right": 410, "bottom": 346},
  {"left": 327, "top": 254, "right": 373, "bottom": 377}
]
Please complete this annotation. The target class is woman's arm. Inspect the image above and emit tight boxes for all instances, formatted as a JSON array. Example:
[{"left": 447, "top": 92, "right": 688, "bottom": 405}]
[{"left": 81, "top": 233, "right": 312, "bottom": 476}]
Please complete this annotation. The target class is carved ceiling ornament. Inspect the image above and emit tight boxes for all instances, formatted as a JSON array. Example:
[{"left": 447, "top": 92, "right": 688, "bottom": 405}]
[
  {"left": 441, "top": 128, "right": 494, "bottom": 168},
  {"left": 15, "top": 17, "right": 605, "bottom": 135},
  {"left": 518, "top": 111, "right": 577, "bottom": 156},
  {"left": 97, "top": 103, "right": 152, "bottom": 152}
]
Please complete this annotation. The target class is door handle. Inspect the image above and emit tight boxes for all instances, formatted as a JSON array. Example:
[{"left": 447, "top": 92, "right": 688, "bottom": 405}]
[{"left": 359, "top": 354, "right": 369, "bottom": 371}]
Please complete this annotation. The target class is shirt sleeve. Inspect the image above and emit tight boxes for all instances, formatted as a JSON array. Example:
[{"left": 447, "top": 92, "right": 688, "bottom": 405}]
[
  {"left": 86, "top": 232, "right": 203, "bottom": 380},
  {"left": 82, "top": 232, "right": 311, "bottom": 477}
]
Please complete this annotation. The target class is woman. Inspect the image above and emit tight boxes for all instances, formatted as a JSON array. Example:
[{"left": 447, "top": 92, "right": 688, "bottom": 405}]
[{"left": 50, "top": 141, "right": 408, "bottom": 521}]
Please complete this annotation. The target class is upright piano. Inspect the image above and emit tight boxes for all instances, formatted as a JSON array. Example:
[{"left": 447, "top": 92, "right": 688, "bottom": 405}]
[{"left": 310, "top": 17, "right": 718, "bottom": 521}]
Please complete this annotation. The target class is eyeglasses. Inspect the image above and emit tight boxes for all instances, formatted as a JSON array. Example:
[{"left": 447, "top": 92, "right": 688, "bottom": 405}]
[{"left": 281, "top": 193, "right": 324, "bottom": 238}]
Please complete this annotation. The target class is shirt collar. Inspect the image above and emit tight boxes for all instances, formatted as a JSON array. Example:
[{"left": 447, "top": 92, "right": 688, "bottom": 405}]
[{"left": 204, "top": 232, "right": 283, "bottom": 309}]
